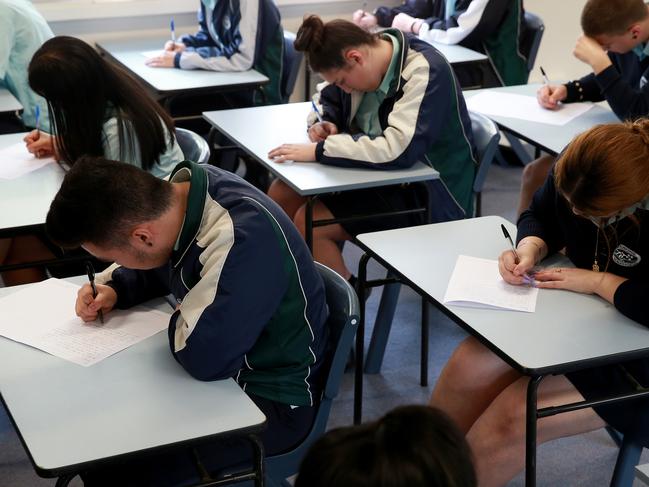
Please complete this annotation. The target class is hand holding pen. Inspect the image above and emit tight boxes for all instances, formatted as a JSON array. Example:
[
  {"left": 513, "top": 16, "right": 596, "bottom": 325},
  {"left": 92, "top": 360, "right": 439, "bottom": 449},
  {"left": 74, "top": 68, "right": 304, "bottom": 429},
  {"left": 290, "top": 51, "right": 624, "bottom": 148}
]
[
  {"left": 164, "top": 18, "right": 186, "bottom": 52},
  {"left": 536, "top": 66, "right": 567, "bottom": 110},
  {"left": 307, "top": 101, "right": 339, "bottom": 142},
  {"left": 85, "top": 262, "right": 104, "bottom": 324},
  {"left": 498, "top": 224, "right": 537, "bottom": 286}
]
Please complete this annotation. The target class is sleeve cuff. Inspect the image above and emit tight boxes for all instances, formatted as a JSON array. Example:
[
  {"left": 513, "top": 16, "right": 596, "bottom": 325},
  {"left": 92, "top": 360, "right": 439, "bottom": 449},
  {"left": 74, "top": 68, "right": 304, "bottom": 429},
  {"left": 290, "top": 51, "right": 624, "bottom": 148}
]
[
  {"left": 315, "top": 141, "right": 325, "bottom": 161},
  {"left": 174, "top": 52, "right": 182, "bottom": 69},
  {"left": 564, "top": 81, "right": 585, "bottom": 103}
]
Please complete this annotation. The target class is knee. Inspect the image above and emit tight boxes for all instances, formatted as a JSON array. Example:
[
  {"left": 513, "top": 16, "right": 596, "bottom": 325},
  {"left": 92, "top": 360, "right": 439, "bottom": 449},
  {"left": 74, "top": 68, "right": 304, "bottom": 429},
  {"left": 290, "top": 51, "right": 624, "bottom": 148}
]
[
  {"left": 441, "top": 337, "right": 489, "bottom": 389},
  {"left": 293, "top": 206, "right": 307, "bottom": 237},
  {"left": 267, "top": 179, "right": 288, "bottom": 202}
]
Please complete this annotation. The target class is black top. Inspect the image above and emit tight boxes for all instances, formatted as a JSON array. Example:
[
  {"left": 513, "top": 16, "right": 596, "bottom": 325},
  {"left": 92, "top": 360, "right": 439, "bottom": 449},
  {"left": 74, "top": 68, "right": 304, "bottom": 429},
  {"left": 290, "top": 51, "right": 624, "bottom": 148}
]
[{"left": 517, "top": 171, "right": 649, "bottom": 326}]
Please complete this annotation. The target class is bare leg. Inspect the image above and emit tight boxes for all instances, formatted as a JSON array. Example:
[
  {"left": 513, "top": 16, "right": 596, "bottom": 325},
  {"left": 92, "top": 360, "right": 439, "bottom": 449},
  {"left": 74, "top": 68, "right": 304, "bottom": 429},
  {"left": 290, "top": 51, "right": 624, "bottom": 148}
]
[
  {"left": 1, "top": 235, "right": 53, "bottom": 286},
  {"left": 518, "top": 155, "right": 556, "bottom": 216},
  {"left": 267, "top": 179, "right": 307, "bottom": 219},
  {"left": 468, "top": 374, "right": 605, "bottom": 487},
  {"left": 293, "top": 201, "right": 352, "bottom": 279},
  {"left": 430, "top": 336, "right": 522, "bottom": 433}
]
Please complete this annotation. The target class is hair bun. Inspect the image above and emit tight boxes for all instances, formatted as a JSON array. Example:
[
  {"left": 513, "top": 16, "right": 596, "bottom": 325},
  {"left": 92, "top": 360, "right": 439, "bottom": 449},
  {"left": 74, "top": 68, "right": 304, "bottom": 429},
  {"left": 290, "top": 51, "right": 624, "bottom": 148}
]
[
  {"left": 630, "top": 119, "right": 649, "bottom": 147},
  {"left": 294, "top": 14, "right": 325, "bottom": 52}
]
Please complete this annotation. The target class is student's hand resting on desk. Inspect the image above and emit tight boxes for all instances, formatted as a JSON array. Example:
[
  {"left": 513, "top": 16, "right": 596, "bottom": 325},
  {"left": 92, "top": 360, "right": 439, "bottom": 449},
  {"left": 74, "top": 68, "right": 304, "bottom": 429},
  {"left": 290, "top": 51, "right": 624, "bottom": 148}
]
[
  {"left": 164, "top": 41, "right": 186, "bottom": 53},
  {"left": 24, "top": 131, "right": 58, "bottom": 159},
  {"left": 146, "top": 51, "right": 176, "bottom": 68},
  {"left": 537, "top": 84, "right": 567, "bottom": 110},
  {"left": 268, "top": 143, "right": 317, "bottom": 163},
  {"left": 392, "top": 13, "right": 423, "bottom": 35},
  {"left": 76, "top": 283, "right": 117, "bottom": 323},
  {"left": 308, "top": 121, "right": 338, "bottom": 142},
  {"left": 573, "top": 35, "right": 612, "bottom": 75}
]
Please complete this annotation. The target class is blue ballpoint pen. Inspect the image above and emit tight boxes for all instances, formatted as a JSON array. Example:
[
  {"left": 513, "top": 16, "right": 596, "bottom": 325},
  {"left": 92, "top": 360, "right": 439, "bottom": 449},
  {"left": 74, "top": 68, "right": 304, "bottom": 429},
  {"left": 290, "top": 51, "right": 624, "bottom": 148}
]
[
  {"left": 170, "top": 18, "right": 176, "bottom": 44},
  {"left": 311, "top": 100, "right": 324, "bottom": 123},
  {"left": 34, "top": 105, "right": 40, "bottom": 133}
]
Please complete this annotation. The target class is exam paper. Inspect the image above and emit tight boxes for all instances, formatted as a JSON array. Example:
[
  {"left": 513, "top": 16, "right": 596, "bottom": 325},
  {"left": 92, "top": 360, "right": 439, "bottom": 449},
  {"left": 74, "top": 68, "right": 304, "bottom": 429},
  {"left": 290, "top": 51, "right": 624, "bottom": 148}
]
[
  {"left": 0, "top": 279, "right": 170, "bottom": 366},
  {"left": 444, "top": 255, "right": 539, "bottom": 313},
  {"left": 0, "top": 142, "right": 55, "bottom": 179},
  {"left": 466, "top": 91, "right": 594, "bottom": 126}
]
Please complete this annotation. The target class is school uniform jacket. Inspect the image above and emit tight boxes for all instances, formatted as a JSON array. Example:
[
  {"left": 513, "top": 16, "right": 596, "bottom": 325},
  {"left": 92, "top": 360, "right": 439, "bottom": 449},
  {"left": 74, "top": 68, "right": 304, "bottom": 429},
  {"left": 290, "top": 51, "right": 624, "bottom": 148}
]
[
  {"left": 174, "top": 0, "right": 283, "bottom": 105},
  {"left": 563, "top": 51, "right": 649, "bottom": 121},
  {"left": 98, "top": 162, "right": 329, "bottom": 407},
  {"left": 374, "top": 0, "right": 528, "bottom": 86},
  {"left": 518, "top": 170, "right": 649, "bottom": 326},
  {"left": 315, "top": 29, "right": 477, "bottom": 217}
]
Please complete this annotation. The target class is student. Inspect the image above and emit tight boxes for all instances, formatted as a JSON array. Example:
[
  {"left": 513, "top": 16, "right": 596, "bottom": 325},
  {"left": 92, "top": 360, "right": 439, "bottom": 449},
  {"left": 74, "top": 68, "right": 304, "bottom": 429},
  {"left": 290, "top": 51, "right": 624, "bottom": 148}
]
[
  {"left": 518, "top": 0, "right": 649, "bottom": 216},
  {"left": 352, "top": 0, "right": 528, "bottom": 87},
  {"left": 0, "top": 35, "right": 184, "bottom": 287},
  {"left": 146, "top": 0, "right": 284, "bottom": 106},
  {"left": 432, "top": 120, "right": 649, "bottom": 486},
  {"left": 295, "top": 405, "right": 477, "bottom": 487},
  {"left": 0, "top": 0, "right": 53, "bottom": 134},
  {"left": 45, "top": 157, "right": 329, "bottom": 486},
  {"left": 267, "top": 15, "right": 476, "bottom": 283}
]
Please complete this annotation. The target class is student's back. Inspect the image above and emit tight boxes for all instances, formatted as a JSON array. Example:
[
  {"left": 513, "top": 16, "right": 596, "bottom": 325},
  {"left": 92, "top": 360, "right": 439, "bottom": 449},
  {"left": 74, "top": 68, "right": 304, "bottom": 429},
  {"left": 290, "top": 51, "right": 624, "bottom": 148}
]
[{"left": 0, "top": 0, "right": 53, "bottom": 132}]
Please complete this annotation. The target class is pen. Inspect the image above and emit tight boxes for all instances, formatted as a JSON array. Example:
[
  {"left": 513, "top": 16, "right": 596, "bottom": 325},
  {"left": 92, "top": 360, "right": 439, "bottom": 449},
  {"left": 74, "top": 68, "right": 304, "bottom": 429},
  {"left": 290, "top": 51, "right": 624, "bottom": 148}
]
[
  {"left": 539, "top": 66, "right": 550, "bottom": 86},
  {"left": 170, "top": 18, "right": 176, "bottom": 44},
  {"left": 500, "top": 224, "right": 520, "bottom": 264},
  {"left": 311, "top": 100, "right": 324, "bottom": 123},
  {"left": 85, "top": 262, "right": 104, "bottom": 324},
  {"left": 34, "top": 105, "right": 40, "bottom": 133}
]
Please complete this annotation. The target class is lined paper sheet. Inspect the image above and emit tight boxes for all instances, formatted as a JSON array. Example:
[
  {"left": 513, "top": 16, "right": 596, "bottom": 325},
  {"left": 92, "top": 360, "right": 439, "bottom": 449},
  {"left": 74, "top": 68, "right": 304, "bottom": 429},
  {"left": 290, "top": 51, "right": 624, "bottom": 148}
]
[
  {"left": 0, "top": 142, "right": 55, "bottom": 179},
  {"left": 444, "top": 255, "right": 539, "bottom": 313},
  {"left": 0, "top": 279, "right": 170, "bottom": 366},
  {"left": 466, "top": 91, "right": 594, "bottom": 126}
]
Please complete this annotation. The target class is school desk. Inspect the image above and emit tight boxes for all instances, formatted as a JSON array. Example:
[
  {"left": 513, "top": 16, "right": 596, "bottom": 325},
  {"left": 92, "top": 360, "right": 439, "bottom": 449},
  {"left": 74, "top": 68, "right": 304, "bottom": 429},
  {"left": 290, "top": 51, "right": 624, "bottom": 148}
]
[
  {"left": 203, "top": 102, "right": 439, "bottom": 250},
  {"left": 0, "top": 88, "right": 22, "bottom": 114},
  {"left": 96, "top": 38, "right": 269, "bottom": 113},
  {"left": 464, "top": 83, "right": 619, "bottom": 156},
  {"left": 637, "top": 463, "right": 649, "bottom": 486},
  {"left": 353, "top": 215, "right": 649, "bottom": 486},
  {"left": 0, "top": 277, "right": 267, "bottom": 487}
]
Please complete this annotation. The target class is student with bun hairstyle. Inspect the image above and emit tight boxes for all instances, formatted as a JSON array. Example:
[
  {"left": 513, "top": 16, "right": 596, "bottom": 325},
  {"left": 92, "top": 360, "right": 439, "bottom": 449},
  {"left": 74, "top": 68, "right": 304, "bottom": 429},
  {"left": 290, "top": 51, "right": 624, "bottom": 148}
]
[
  {"left": 268, "top": 15, "right": 476, "bottom": 284},
  {"left": 433, "top": 120, "right": 649, "bottom": 486},
  {"left": 295, "top": 405, "right": 477, "bottom": 487}
]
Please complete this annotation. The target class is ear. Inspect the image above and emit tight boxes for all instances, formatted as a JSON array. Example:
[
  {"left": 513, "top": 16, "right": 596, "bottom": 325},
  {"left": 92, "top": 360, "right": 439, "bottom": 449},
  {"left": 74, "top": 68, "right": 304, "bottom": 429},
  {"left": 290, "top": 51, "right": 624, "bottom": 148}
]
[
  {"left": 344, "top": 48, "right": 364, "bottom": 66},
  {"left": 131, "top": 225, "right": 154, "bottom": 248},
  {"left": 629, "top": 24, "right": 641, "bottom": 40}
]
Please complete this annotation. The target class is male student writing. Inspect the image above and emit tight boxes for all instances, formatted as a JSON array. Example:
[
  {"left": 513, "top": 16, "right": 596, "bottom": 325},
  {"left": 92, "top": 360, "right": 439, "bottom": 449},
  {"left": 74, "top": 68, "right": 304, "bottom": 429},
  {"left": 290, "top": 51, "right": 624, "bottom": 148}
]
[
  {"left": 519, "top": 0, "right": 649, "bottom": 215},
  {"left": 45, "top": 157, "right": 328, "bottom": 486}
]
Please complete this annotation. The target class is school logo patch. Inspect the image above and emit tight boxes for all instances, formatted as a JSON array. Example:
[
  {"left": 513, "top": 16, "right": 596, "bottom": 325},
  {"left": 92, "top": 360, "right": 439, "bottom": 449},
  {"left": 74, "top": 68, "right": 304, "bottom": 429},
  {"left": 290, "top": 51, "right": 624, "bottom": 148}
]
[{"left": 612, "top": 244, "right": 642, "bottom": 267}]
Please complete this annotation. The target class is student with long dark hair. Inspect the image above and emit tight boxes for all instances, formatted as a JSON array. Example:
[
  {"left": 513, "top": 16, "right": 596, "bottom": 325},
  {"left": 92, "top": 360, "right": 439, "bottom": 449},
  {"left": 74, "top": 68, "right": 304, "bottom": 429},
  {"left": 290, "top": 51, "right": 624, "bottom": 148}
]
[
  {"left": 433, "top": 120, "right": 649, "bottom": 486},
  {"left": 268, "top": 15, "right": 476, "bottom": 285}
]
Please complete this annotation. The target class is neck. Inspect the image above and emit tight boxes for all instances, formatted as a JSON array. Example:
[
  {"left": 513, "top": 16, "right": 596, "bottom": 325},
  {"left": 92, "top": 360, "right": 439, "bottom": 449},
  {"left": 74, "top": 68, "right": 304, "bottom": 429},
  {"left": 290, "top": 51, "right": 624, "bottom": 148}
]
[
  {"left": 368, "top": 38, "right": 394, "bottom": 90},
  {"left": 161, "top": 181, "right": 191, "bottom": 247}
]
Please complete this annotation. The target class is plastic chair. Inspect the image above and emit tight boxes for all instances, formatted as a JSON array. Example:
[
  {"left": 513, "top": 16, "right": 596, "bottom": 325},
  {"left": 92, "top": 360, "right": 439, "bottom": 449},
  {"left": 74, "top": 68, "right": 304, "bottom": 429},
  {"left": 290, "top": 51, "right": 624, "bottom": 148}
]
[
  {"left": 219, "top": 262, "right": 360, "bottom": 487},
  {"left": 470, "top": 111, "right": 501, "bottom": 217},
  {"left": 176, "top": 128, "right": 210, "bottom": 164},
  {"left": 520, "top": 11, "right": 545, "bottom": 76},
  {"left": 280, "top": 31, "right": 304, "bottom": 103}
]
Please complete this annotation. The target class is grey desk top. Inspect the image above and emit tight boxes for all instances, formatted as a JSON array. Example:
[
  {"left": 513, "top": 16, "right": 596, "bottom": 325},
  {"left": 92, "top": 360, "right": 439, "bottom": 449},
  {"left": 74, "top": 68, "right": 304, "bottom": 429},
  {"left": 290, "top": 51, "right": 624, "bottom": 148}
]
[
  {"left": 0, "top": 88, "right": 22, "bottom": 114},
  {"left": 0, "top": 277, "right": 266, "bottom": 476},
  {"left": 0, "top": 133, "right": 65, "bottom": 234},
  {"left": 431, "top": 42, "right": 488, "bottom": 64},
  {"left": 356, "top": 216, "right": 649, "bottom": 375},
  {"left": 636, "top": 463, "right": 649, "bottom": 485},
  {"left": 96, "top": 38, "right": 268, "bottom": 95},
  {"left": 203, "top": 102, "right": 439, "bottom": 196},
  {"left": 464, "top": 84, "right": 619, "bottom": 156}
]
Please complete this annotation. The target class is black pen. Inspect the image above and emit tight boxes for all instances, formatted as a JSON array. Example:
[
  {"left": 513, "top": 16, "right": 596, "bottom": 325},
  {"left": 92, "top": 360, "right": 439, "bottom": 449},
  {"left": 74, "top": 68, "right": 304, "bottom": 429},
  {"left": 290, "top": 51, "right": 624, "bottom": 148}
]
[
  {"left": 85, "top": 262, "right": 104, "bottom": 324},
  {"left": 539, "top": 66, "right": 550, "bottom": 86},
  {"left": 500, "top": 224, "right": 520, "bottom": 264}
]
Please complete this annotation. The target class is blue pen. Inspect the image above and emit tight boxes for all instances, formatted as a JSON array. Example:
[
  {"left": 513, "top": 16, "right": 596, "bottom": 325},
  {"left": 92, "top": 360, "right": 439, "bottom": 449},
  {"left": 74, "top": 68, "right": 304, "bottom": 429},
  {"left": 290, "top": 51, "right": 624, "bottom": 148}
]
[
  {"left": 34, "top": 105, "right": 40, "bottom": 133},
  {"left": 311, "top": 100, "right": 323, "bottom": 123},
  {"left": 170, "top": 18, "right": 176, "bottom": 43}
]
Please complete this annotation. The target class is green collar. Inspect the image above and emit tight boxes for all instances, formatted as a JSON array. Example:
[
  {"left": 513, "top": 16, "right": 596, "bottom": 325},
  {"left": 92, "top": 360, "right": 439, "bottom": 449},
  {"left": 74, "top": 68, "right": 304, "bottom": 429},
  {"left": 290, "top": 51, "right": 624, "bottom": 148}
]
[
  {"left": 377, "top": 32, "right": 400, "bottom": 97},
  {"left": 169, "top": 161, "right": 208, "bottom": 267}
]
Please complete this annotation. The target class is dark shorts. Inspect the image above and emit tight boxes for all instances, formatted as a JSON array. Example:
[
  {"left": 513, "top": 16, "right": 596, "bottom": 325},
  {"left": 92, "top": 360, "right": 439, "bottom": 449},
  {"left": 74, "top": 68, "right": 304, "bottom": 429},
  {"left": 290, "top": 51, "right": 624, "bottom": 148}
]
[
  {"left": 319, "top": 179, "right": 465, "bottom": 236},
  {"left": 566, "top": 359, "right": 649, "bottom": 436},
  {"left": 81, "top": 393, "right": 318, "bottom": 487}
]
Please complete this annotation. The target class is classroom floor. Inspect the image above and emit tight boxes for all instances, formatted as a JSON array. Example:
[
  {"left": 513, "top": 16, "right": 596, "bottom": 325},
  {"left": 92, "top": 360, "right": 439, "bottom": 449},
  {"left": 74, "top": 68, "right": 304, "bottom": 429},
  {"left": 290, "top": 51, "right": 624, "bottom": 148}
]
[{"left": 1, "top": 163, "right": 647, "bottom": 486}]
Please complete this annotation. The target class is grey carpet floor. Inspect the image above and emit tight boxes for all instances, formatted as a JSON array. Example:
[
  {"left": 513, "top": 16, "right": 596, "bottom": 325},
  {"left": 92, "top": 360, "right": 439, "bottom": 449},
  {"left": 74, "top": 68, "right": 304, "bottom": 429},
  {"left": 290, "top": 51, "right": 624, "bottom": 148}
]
[{"left": 1, "top": 163, "right": 647, "bottom": 486}]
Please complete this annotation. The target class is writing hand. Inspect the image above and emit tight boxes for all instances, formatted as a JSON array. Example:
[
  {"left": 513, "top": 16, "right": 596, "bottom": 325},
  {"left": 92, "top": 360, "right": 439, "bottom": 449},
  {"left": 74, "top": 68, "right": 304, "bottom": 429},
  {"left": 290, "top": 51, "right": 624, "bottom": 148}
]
[
  {"left": 308, "top": 121, "right": 339, "bottom": 142},
  {"left": 536, "top": 84, "right": 567, "bottom": 110},
  {"left": 164, "top": 41, "right": 186, "bottom": 53},
  {"left": 76, "top": 283, "right": 117, "bottom": 323},
  {"left": 498, "top": 248, "right": 537, "bottom": 286},
  {"left": 24, "top": 132, "right": 57, "bottom": 159}
]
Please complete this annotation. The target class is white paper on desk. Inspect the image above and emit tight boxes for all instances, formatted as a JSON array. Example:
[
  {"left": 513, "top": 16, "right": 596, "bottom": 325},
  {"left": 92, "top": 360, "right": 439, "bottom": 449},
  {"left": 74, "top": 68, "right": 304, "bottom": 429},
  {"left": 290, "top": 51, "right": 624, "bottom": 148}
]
[
  {"left": 141, "top": 50, "right": 165, "bottom": 59},
  {"left": 466, "top": 91, "right": 594, "bottom": 126},
  {"left": 444, "top": 255, "right": 539, "bottom": 313},
  {"left": 0, "top": 278, "right": 170, "bottom": 366},
  {"left": 0, "top": 142, "right": 55, "bottom": 179}
]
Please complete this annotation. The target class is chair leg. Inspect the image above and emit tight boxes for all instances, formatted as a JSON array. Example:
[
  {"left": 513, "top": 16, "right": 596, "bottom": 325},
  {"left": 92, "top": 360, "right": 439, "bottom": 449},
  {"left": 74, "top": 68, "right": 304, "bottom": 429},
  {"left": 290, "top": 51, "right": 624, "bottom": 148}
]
[
  {"left": 610, "top": 438, "right": 643, "bottom": 487},
  {"left": 364, "top": 277, "right": 401, "bottom": 374}
]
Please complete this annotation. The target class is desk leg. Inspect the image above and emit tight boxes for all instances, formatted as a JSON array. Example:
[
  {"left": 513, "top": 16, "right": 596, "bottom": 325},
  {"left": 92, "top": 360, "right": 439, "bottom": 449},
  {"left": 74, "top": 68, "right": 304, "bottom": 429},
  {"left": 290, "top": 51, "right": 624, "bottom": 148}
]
[
  {"left": 354, "top": 253, "right": 370, "bottom": 425},
  {"left": 305, "top": 197, "right": 314, "bottom": 253},
  {"left": 420, "top": 298, "right": 429, "bottom": 387},
  {"left": 249, "top": 433, "right": 266, "bottom": 487},
  {"left": 525, "top": 376, "right": 543, "bottom": 487},
  {"left": 55, "top": 474, "right": 76, "bottom": 487}
]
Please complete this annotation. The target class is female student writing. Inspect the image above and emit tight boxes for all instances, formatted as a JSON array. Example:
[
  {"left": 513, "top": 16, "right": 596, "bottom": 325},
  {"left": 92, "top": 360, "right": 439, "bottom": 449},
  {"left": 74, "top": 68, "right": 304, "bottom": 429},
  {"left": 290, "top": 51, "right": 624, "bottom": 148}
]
[
  {"left": 431, "top": 120, "right": 649, "bottom": 486},
  {"left": 1, "top": 36, "right": 184, "bottom": 286},
  {"left": 268, "top": 15, "right": 476, "bottom": 283}
]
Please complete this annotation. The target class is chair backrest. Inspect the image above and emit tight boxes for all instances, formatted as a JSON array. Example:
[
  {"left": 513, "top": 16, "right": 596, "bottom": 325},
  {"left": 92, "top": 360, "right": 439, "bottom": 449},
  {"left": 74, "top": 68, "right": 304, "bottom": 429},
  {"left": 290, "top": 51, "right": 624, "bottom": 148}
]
[
  {"left": 265, "top": 262, "right": 360, "bottom": 482},
  {"left": 520, "top": 11, "right": 545, "bottom": 74},
  {"left": 176, "top": 128, "right": 210, "bottom": 164},
  {"left": 281, "top": 31, "right": 304, "bottom": 103},
  {"left": 469, "top": 111, "right": 500, "bottom": 216}
]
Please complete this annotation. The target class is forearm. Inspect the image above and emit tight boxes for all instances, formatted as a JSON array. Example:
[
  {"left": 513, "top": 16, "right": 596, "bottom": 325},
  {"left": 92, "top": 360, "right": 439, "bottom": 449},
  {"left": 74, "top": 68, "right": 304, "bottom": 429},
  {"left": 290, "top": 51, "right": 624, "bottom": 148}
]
[
  {"left": 516, "top": 237, "right": 548, "bottom": 264},
  {"left": 595, "top": 273, "right": 627, "bottom": 304}
]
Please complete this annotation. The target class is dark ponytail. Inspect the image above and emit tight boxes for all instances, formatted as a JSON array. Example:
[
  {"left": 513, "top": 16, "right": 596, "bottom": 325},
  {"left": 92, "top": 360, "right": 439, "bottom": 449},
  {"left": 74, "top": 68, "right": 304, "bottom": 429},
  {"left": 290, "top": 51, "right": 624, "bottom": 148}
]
[{"left": 295, "top": 15, "right": 378, "bottom": 73}]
